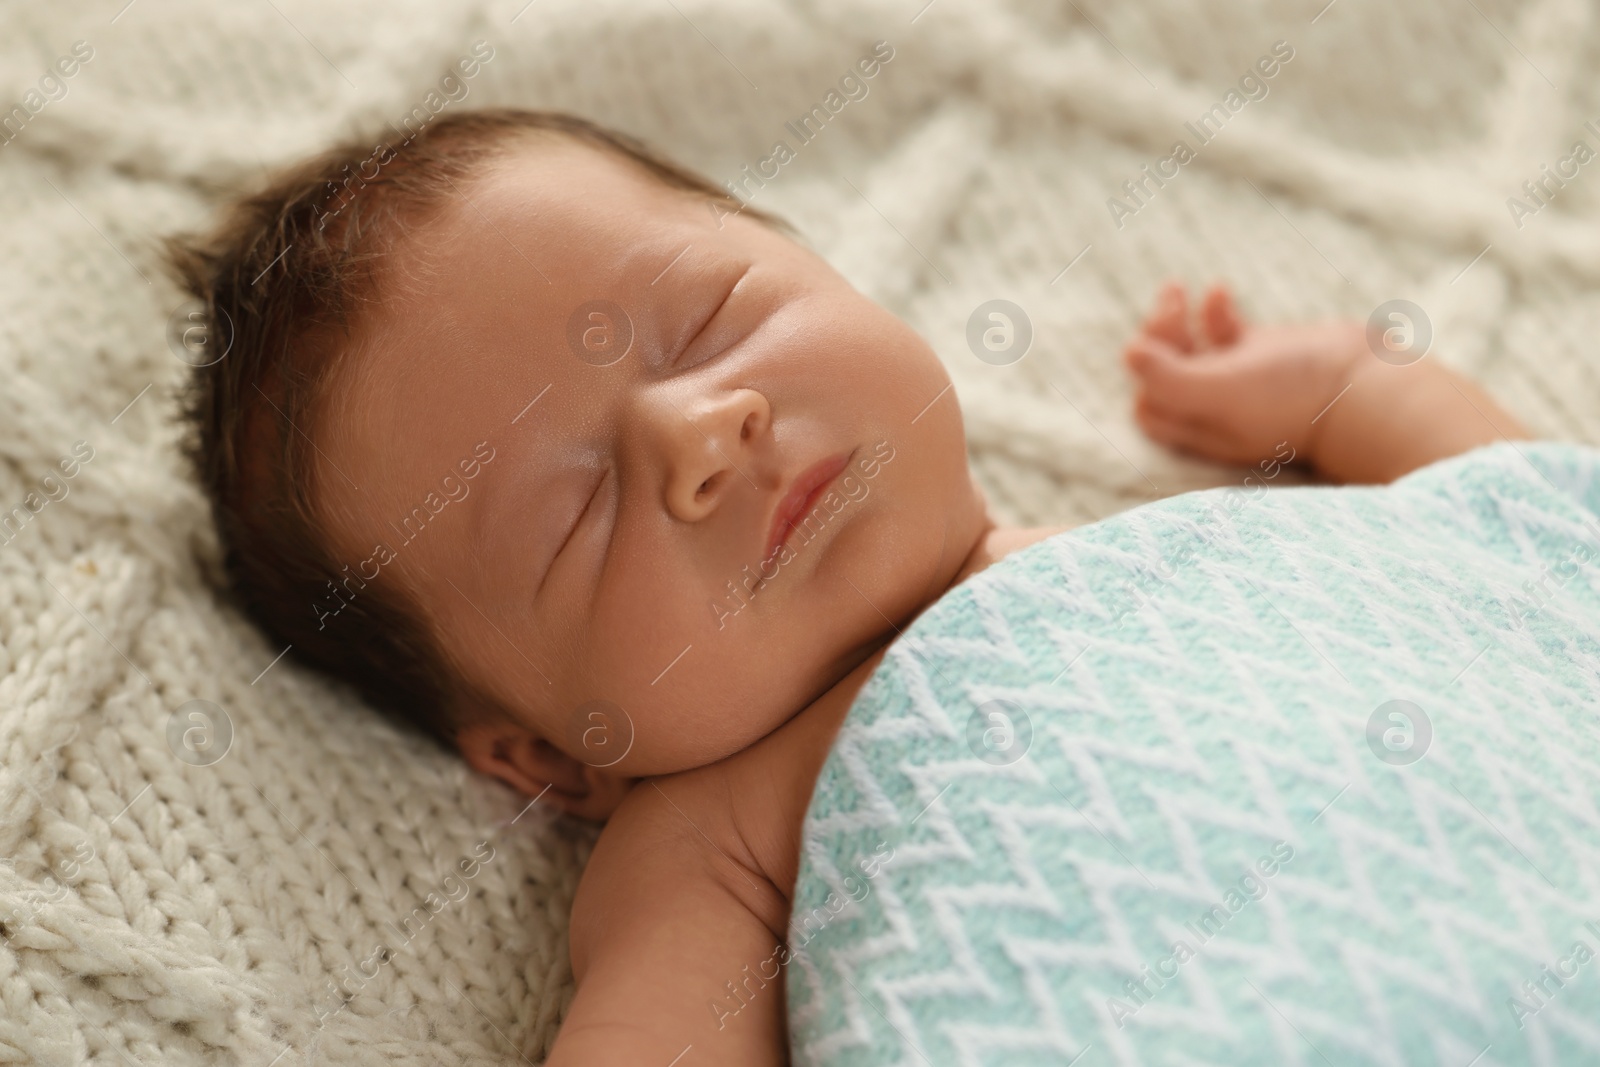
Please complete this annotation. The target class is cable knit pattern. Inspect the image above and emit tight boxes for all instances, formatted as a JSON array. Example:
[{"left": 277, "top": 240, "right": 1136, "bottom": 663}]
[{"left": 1, "top": 0, "right": 1597, "bottom": 1063}]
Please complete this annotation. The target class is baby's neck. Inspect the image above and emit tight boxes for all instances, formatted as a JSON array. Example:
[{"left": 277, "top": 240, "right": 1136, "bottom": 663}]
[
  {"left": 694, "top": 521, "right": 1073, "bottom": 910},
  {"left": 833, "top": 520, "right": 1057, "bottom": 687},
  {"left": 842, "top": 515, "right": 1010, "bottom": 667},
  {"left": 949, "top": 522, "right": 1042, "bottom": 588}
]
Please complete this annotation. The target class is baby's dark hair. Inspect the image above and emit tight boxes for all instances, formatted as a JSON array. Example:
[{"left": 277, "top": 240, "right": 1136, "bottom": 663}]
[{"left": 165, "top": 108, "right": 789, "bottom": 746}]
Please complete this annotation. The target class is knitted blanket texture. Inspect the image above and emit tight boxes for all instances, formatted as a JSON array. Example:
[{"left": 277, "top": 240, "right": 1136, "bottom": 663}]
[{"left": 1, "top": 0, "right": 1597, "bottom": 1063}]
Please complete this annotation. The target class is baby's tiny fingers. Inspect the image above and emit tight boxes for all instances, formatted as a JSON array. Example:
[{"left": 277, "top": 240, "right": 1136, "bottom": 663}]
[
  {"left": 1123, "top": 333, "right": 1185, "bottom": 382},
  {"left": 1141, "top": 281, "right": 1193, "bottom": 353},
  {"left": 1124, "top": 333, "right": 1241, "bottom": 417},
  {"left": 1199, "top": 284, "right": 1243, "bottom": 349}
]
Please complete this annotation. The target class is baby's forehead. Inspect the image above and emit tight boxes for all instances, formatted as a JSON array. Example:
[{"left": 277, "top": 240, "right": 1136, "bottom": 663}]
[
  {"left": 394, "top": 134, "right": 795, "bottom": 310},
  {"left": 419, "top": 138, "right": 712, "bottom": 266}
]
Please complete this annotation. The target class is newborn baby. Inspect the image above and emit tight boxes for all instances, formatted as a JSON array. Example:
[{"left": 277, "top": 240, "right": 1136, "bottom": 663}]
[{"left": 169, "top": 108, "right": 1528, "bottom": 1064}]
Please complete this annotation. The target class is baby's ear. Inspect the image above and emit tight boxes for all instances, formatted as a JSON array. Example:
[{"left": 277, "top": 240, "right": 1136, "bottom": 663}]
[{"left": 457, "top": 723, "right": 634, "bottom": 822}]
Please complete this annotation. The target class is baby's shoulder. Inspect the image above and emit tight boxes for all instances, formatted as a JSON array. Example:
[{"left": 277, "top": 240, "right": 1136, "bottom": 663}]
[
  {"left": 555, "top": 707, "right": 865, "bottom": 1065},
  {"left": 577, "top": 643, "right": 889, "bottom": 938},
  {"left": 576, "top": 761, "right": 790, "bottom": 943},
  {"left": 716, "top": 643, "right": 891, "bottom": 902}
]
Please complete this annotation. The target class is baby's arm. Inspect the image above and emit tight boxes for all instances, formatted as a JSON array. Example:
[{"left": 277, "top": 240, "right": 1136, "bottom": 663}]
[
  {"left": 1122, "top": 282, "right": 1529, "bottom": 484},
  {"left": 545, "top": 773, "right": 790, "bottom": 1067}
]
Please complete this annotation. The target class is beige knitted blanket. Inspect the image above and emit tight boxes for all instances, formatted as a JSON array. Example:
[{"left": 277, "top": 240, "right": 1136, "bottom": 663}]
[{"left": 2, "top": 0, "right": 1596, "bottom": 1063}]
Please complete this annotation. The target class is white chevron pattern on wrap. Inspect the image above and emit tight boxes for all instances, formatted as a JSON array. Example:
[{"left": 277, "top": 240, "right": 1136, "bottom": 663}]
[{"left": 789, "top": 443, "right": 1600, "bottom": 1067}]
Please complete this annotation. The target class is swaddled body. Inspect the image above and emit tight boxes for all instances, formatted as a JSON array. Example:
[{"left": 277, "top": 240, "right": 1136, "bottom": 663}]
[{"left": 788, "top": 441, "right": 1600, "bottom": 1067}]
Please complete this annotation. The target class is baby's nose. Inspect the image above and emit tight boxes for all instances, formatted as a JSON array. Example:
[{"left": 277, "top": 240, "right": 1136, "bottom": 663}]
[{"left": 654, "top": 387, "right": 770, "bottom": 523}]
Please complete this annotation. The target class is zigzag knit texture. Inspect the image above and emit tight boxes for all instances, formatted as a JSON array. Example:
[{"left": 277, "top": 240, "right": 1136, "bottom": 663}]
[
  {"left": 789, "top": 442, "right": 1600, "bottom": 1066},
  {"left": 0, "top": 0, "right": 1597, "bottom": 1063}
]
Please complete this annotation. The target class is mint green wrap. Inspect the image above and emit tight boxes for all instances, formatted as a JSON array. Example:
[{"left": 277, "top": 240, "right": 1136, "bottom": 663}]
[{"left": 787, "top": 442, "right": 1600, "bottom": 1067}]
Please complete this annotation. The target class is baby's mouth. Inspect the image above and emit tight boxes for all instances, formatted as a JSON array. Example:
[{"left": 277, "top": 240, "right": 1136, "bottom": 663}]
[{"left": 762, "top": 449, "right": 853, "bottom": 567}]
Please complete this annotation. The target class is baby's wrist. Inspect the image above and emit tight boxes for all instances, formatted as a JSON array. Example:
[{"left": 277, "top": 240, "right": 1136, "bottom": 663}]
[{"left": 1301, "top": 322, "right": 1368, "bottom": 473}]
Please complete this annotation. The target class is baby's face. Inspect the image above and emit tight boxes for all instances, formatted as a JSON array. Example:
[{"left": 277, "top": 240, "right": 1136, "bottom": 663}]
[{"left": 316, "top": 137, "right": 985, "bottom": 790}]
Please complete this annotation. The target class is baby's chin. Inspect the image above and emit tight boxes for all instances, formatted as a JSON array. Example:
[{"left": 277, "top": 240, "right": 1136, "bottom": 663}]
[
  {"left": 620, "top": 688, "right": 832, "bottom": 776},
  {"left": 613, "top": 635, "right": 888, "bottom": 777},
  {"left": 628, "top": 575, "right": 968, "bottom": 776}
]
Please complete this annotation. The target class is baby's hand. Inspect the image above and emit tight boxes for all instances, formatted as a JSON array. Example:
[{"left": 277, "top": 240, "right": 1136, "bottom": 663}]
[{"left": 1122, "top": 281, "right": 1363, "bottom": 468}]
